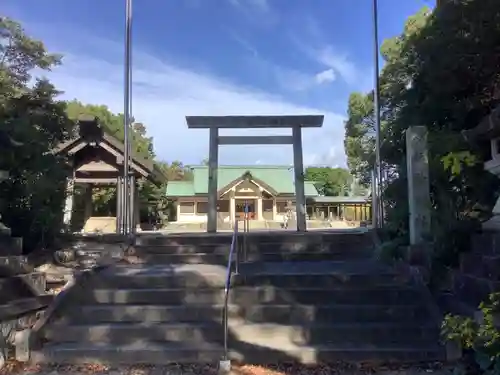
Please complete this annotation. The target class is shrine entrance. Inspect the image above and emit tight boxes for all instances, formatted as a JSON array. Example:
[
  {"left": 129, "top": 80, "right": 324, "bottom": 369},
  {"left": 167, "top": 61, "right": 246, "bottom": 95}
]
[
  {"left": 186, "top": 115, "right": 324, "bottom": 232},
  {"left": 52, "top": 115, "right": 165, "bottom": 234},
  {"left": 235, "top": 200, "right": 256, "bottom": 220}
]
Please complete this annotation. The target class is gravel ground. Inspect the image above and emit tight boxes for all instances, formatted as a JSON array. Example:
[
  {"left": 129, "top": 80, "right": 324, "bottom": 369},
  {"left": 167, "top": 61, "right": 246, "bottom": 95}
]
[{"left": 0, "top": 361, "right": 454, "bottom": 375}]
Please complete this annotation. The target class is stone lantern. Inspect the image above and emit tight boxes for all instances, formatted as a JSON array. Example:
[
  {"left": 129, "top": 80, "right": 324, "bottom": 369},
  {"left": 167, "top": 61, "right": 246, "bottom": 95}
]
[{"left": 463, "top": 104, "right": 500, "bottom": 230}]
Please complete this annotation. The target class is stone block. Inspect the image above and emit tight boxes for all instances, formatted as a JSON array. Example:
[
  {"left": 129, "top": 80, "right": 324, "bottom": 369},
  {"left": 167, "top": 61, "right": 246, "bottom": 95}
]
[
  {"left": 14, "top": 329, "right": 30, "bottom": 362},
  {"left": 472, "top": 232, "right": 500, "bottom": 255},
  {"left": 445, "top": 340, "right": 462, "bottom": 361},
  {"left": 0, "top": 256, "right": 32, "bottom": 276},
  {"left": 0, "top": 234, "right": 22, "bottom": 256},
  {"left": 459, "top": 251, "right": 485, "bottom": 277},
  {"left": 0, "top": 273, "right": 46, "bottom": 302},
  {"left": 483, "top": 255, "right": 500, "bottom": 280},
  {"left": 452, "top": 272, "right": 500, "bottom": 308}
]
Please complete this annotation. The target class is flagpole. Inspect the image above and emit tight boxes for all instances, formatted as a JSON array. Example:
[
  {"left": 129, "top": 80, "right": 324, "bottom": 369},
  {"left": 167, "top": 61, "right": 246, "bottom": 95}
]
[
  {"left": 372, "top": 0, "right": 383, "bottom": 227},
  {"left": 123, "top": 0, "right": 132, "bottom": 235}
]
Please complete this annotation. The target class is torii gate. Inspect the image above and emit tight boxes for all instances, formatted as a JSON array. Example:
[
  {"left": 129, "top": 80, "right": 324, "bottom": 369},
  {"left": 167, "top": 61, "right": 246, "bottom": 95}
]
[{"left": 185, "top": 115, "right": 324, "bottom": 233}]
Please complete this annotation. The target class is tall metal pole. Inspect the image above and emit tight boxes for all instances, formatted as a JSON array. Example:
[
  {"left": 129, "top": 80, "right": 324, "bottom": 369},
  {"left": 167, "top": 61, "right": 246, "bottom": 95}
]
[
  {"left": 372, "top": 0, "right": 383, "bottom": 227},
  {"left": 128, "top": 5, "right": 134, "bottom": 235},
  {"left": 123, "top": 0, "right": 132, "bottom": 235}
]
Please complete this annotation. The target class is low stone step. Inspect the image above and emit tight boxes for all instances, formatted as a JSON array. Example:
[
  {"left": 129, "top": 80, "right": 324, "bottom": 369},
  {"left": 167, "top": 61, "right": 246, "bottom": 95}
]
[
  {"left": 135, "top": 231, "right": 371, "bottom": 248},
  {"left": 451, "top": 271, "right": 499, "bottom": 309},
  {"left": 237, "top": 303, "right": 430, "bottom": 324},
  {"left": 43, "top": 322, "right": 223, "bottom": 344},
  {"left": 288, "top": 323, "right": 439, "bottom": 346},
  {"left": 133, "top": 250, "right": 373, "bottom": 264},
  {"left": 136, "top": 234, "right": 232, "bottom": 247},
  {"left": 233, "top": 272, "right": 404, "bottom": 289},
  {"left": 0, "top": 234, "right": 22, "bottom": 256},
  {"left": 31, "top": 341, "right": 223, "bottom": 365},
  {"left": 76, "top": 288, "right": 225, "bottom": 305},
  {"left": 58, "top": 304, "right": 236, "bottom": 324},
  {"left": 0, "top": 256, "right": 33, "bottom": 276},
  {"left": 88, "top": 264, "right": 226, "bottom": 289},
  {"left": 76, "top": 286, "right": 422, "bottom": 306},
  {"left": 58, "top": 303, "right": 429, "bottom": 325},
  {"left": 88, "top": 269, "right": 404, "bottom": 290},
  {"left": 136, "top": 252, "right": 228, "bottom": 265},
  {"left": 32, "top": 341, "right": 443, "bottom": 365},
  {"left": 43, "top": 322, "right": 440, "bottom": 347},
  {"left": 231, "top": 286, "right": 424, "bottom": 306},
  {"left": 0, "top": 272, "right": 47, "bottom": 301},
  {"left": 0, "top": 295, "right": 53, "bottom": 321},
  {"left": 135, "top": 240, "right": 373, "bottom": 257}
]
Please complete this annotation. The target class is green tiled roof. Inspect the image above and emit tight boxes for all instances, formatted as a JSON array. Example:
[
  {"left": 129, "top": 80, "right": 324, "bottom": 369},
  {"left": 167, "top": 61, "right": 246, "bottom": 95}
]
[
  {"left": 165, "top": 181, "right": 195, "bottom": 196},
  {"left": 304, "top": 181, "right": 319, "bottom": 196},
  {"left": 166, "top": 165, "right": 319, "bottom": 197}
]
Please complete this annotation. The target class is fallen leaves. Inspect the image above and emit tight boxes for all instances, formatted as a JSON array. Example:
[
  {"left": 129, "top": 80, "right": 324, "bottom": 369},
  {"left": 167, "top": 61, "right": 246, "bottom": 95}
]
[{"left": 0, "top": 361, "right": 450, "bottom": 375}]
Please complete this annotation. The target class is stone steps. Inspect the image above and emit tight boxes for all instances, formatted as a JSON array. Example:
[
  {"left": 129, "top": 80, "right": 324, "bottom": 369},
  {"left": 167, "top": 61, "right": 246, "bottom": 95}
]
[
  {"left": 136, "top": 239, "right": 373, "bottom": 254},
  {"left": 135, "top": 230, "right": 371, "bottom": 247},
  {"left": 57, "top": 303, "right": 430, "bottom": 325},
  {"left": 42, "top": 321, "right": 439, "bottom": 347},
  {"left": 85, "top": 270, "right": 404, "bottom": 290},
  {"left": 33, "top": 231, "right": 444, "bottom": 365},
  {"left": 32, "top": 342, "right": 443, "bottom": 365},
  {"left": 72, "top": 286, "right": 423, "bottom": 306},
  {"left": 132, "top": 249, "right": 374, "bottom": 264}
]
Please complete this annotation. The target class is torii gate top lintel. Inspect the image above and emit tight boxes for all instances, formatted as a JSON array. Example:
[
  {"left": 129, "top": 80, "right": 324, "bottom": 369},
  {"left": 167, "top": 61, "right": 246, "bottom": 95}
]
[
  {"left": 185, "top": 115, "right": 324, "bottom": 129},
  {"left": 185, "top": 114, "right": 325, "bottom": 233}
]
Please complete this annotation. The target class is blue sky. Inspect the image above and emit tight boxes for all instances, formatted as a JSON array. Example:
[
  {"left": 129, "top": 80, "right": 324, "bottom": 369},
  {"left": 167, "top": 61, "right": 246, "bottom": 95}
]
[{"left": 4, "top": 0, "right": 433, "bottom": 167}]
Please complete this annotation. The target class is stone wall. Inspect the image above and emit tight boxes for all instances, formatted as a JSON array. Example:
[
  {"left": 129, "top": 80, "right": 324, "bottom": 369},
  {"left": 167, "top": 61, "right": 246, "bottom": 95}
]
[{"left": 439, "top": 232, "right": 500, "bottom": 316}]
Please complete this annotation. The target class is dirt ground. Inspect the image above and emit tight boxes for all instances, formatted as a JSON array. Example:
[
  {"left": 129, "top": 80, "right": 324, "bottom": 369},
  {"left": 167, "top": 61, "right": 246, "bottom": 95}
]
[{"left": 0, "top": 361, "right": 454, "bottom": 375}]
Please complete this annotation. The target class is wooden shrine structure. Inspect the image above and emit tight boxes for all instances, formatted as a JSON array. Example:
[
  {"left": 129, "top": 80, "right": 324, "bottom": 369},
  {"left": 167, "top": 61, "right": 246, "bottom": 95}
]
[{"left": 53, "top": 115, "right": 165, "bottom": 234}]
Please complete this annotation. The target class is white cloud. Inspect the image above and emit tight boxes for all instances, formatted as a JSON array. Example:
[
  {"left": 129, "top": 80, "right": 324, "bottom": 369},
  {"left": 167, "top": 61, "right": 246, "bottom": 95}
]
[
  {"left": 36, "top": 33, "right": 346, "bottom": 167},
  {"left": 315, "top": 68, "right": 336, "bottom": 84},
  {"left": 229, "top": 0, "right": 270, "bottom": 12},
  {"left": 315, "top": 46, "right": 359, "bottom": 86},
  {"left": 289, "top": 16, "right": 369, "bottom": 90}
]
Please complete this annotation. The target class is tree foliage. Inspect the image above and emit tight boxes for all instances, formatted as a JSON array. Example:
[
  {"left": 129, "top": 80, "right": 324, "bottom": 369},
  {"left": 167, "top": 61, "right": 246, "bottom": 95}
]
[
  {"left": 0, "top": 17, "right": 72, "bottom": 250},
  {"left": 0, "top": 17, "right": 61, "bottom": 98},
  {"left": 344, "top": 0, "right": 500, "bottom": 264},
  {"left": 304, "top": 167, "right": 354, "bottom": 196}
]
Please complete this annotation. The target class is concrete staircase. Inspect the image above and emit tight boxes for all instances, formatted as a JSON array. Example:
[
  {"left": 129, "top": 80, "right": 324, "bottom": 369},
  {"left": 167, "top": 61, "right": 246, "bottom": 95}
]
[{"left": 31, "top": 230, "right": 444, "bottom": 365}]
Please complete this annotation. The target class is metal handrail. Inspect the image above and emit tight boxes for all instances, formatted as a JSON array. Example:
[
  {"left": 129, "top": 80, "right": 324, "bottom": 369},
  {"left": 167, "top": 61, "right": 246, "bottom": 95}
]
[{"left": 222, "top": 218, "right": 239, "bottom": 362}]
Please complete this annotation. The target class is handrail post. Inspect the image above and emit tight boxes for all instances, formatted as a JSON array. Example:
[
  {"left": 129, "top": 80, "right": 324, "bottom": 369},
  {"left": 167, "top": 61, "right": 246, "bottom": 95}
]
[
  {"left": 234, "top": 219, "right": 239, "bottom": 275},
  {"left": 220, "top": 214, "right": 239, "bottom": 373},
  {"left": 243, "top": 214, "right": 248, "bottom": 262}
]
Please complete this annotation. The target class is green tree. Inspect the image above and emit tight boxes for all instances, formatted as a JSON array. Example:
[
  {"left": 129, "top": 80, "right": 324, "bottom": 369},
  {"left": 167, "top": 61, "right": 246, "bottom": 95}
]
[
  {"left": 0, "top": 80, "right": 75, "bottom": 249},
  {"left": 0, "top": 18, "right": 73, "bottom": 250},
  {"left": 0, "top": 17, "right": 61, "bottom": 100},
  {"left": 344, "top": 92, "right": 375, "bottom": 184},
  {"left": 304, "top": 167, "right": 353, "bottom": 196}
]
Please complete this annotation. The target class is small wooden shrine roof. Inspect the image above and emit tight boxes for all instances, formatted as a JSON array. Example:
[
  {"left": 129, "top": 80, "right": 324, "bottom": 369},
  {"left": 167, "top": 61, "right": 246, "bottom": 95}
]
[{"left": 52, "top": 115, "right": 165, "bottom": 185}]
